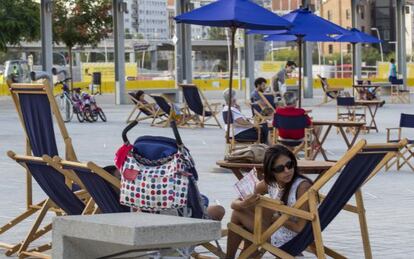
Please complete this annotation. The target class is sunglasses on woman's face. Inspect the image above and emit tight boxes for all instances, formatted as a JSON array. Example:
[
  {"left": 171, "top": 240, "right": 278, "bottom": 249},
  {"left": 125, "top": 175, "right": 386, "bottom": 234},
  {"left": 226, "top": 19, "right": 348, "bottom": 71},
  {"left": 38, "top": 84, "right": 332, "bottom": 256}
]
[{"left": 272, "top": 160, "right": 294, "bottom": 174}]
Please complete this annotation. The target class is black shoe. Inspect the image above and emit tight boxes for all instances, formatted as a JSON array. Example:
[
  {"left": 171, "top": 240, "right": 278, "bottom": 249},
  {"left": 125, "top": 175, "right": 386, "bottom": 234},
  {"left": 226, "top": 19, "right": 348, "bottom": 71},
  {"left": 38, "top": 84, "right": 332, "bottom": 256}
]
[{"left": 380, "top": 100, "right": 385, "bottom": 107}]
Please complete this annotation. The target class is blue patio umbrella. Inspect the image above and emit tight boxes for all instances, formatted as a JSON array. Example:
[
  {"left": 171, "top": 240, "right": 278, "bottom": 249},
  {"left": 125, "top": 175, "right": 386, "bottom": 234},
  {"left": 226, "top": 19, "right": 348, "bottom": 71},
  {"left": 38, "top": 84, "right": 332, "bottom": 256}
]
[
  {"left": 251, "top": 8, "right": 348, "bottom": 107},
  {"left": 175, "top": 0, "right": 291, "bottom": 143},
  {"left": 334, "top": 28, "right": 382, "bottom": 87},
  {"left": 264, "top": 33, "right": 334, "bottom": 42}
]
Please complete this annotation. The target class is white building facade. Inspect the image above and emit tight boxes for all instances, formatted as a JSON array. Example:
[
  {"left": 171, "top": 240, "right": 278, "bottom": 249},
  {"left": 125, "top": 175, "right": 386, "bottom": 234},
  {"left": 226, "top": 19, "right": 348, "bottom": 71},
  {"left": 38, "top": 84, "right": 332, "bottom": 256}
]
[{"left": 124, "top": 0, "right": 169, "bottom": 39}]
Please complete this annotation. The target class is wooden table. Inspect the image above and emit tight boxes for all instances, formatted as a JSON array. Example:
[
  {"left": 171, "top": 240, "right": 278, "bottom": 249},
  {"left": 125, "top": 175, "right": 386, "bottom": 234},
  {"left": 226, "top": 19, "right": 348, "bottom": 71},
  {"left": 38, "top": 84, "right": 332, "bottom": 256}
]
[
  {"left": 216, "top": 160, "right": 335, "bottom": 180},
  {"left": 355, "top": 100, "right": 383, "bottom": 133},
  {"left": 311, "top": 120, "right": 365, "bottom": 161},
  {"left": 353, "top": 84, "right": 381, "bottom": 100}
]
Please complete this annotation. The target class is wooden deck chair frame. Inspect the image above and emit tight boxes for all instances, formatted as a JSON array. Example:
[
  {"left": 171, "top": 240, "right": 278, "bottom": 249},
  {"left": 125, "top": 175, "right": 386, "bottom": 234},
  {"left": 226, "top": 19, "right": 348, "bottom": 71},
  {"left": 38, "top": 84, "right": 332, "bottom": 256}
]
[
  {"left": 125, "top": 93, "right": 167, "bottom": 124},
  {"left": 272, "top": 128, "right": 313, "bottom": 159},
  {"left": 258, "top": 92, "right": 276, "bottom": 112},
  {"left": 223, "top": 112, "right": 262, "bottom": 155},
  {"left": 0, "top": 80, "right": 79, "bottom": 256},
  {"left": 390, "top": 84, "right": 410, "bottom": 104},
  {"left": 47, "top": 157, "right": 228, "bottom": 259},
  {"left": 247, "top": 101, "right": 272, "bottom": 125},
  {"left": 386, "top": 115, "right": 414, "bottom": 171},
  {"left": 228, "top": 140, "right": 402, "bottom": 259},
  {"left": 150, "top": 94, "right": 186, "bottom": 128},
  {"left": 179, "top": 84, "right": 222, "bottom": 129},
  {"left": 336, "top": 97, "right": 367, "bottom": 135},
  {"left": 316, "top": 75, "right": 344, "bottom": 106},
  {"left": 4, "top": 152, "right": 93, "bottom": 259}
]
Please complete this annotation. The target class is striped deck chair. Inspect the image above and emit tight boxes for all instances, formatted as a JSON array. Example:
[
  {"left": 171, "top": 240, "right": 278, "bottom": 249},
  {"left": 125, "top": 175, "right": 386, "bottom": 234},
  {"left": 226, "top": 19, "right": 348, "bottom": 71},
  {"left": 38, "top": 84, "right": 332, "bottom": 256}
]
[
  {"left": 228, "top": 140, "right": 402, "bottom": 259},
  {"left": 125, "top": 92, "right": 167, "bottom": 124},
  {"left": 179, "top": 84, "right": 222, "bottom": 128},
  {"left": 1, "top": 79, "right": 86, "bottom": 257}
]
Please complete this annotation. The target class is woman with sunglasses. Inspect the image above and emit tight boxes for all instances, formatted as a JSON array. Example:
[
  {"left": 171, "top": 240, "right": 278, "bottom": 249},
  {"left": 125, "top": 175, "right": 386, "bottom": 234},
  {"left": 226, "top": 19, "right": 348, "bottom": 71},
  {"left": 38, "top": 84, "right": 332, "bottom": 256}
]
[{"left": 226, "top": 145, "right": 312, "bottom": 258}]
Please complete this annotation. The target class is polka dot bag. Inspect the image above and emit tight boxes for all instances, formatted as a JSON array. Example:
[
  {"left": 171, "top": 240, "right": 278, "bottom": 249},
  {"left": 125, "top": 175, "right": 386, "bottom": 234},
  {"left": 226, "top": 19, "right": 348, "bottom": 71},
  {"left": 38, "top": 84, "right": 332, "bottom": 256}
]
[{"left": 120, "top": 147, "right": 194, "bottom": 212}]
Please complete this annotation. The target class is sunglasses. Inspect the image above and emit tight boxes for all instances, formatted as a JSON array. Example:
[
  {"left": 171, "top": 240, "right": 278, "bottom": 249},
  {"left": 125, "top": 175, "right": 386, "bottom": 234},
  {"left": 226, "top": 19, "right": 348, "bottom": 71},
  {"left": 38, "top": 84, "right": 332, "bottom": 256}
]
[{"left": 272, "top": 160, "right": 294, "bottom": 173}]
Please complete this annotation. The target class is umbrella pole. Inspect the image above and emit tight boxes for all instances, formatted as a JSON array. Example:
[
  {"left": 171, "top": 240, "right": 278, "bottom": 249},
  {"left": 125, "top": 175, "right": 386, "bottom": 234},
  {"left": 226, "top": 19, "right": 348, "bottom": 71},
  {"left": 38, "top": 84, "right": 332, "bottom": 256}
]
[
  {"left": 352, "top": 42, "right": 356, "bottom": 96},
  {"left": 298, "top": 38, "right": 302, "bottom": 108},
  {"left": 226, "top": 26, "right": 237, "bottom": 144}
]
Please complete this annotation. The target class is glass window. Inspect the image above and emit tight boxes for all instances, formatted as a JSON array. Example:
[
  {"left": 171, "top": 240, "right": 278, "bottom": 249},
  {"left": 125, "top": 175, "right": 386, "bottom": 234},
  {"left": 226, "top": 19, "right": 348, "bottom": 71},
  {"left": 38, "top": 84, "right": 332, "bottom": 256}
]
[{"left": 329, "top": 45, "right": 333, "bottom": 54}]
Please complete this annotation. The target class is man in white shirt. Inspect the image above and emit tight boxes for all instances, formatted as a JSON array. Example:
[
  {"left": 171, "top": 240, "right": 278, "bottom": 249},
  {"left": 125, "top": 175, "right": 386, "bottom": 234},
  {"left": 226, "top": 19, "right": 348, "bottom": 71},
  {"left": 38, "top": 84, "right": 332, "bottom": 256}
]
[{"left": 222, "top": 89, "right": 268, "bottom": 143}]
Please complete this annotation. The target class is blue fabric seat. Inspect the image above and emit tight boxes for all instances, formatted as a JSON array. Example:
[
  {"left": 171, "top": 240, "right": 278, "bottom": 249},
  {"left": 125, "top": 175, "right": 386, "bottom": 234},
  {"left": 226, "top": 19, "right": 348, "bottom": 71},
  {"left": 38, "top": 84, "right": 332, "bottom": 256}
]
[{"left": 180, "top": 84, "right": 222, "bottom": 128}]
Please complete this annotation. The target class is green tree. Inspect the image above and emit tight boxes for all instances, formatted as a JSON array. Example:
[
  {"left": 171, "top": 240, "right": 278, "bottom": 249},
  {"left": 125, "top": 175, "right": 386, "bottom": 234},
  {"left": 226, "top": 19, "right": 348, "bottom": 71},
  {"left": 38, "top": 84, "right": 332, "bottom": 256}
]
[
  {"left": 207, "top": 27, "right": 226, "bottom": 40},
  {"left": 0, "top": 0, "right": 40, "bottom": 51},
  {"left": 266, "top": 48, "right": 298, "bottom": 63},
  {"left": 53, "top": 0, "right": 112, "bottom": 88},
  {"left": 361, "top": 46, "right": 381, "bottom": 65}
]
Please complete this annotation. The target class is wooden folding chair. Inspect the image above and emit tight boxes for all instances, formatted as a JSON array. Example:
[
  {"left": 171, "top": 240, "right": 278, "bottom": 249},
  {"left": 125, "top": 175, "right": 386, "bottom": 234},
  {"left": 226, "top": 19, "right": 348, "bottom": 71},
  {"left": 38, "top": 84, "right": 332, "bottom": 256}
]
[
  {"left": 386, "top": 113, "right": 414, "bottom": 171},
  {"left": 316, "top": 75, "right": 344, "bottom": 106},
  {"left": 272, "top": 113, "right": 313, "bottom": 159},
  {"left": 0, "top": 80, "right": 81, "bottom": 256},
  {"left": 125, "top": 92, "right": 167, "bottom": 123},
  {"left": 337, "top": 97, "right": 366, "bottom": 134},
  {"left": 247, "top": 101, "right": 272, "bottom": 124},
  {"left": 228, "top": 140, "right": 402, "bottom": 259},
  {"left": 6, "top": 152, "right": 92, "bottom": 259},
  {"left": 222, "top": 110, "right": 262, "bottom": 155},
  {"left": 151, "top": 94, "right": 185, "bottom": 127},
  {"left": 179, "top": 84, "right": 222, "bottom": 128},
  {"left": 258, "top": 92, "right": 276, "bottom": 112}
]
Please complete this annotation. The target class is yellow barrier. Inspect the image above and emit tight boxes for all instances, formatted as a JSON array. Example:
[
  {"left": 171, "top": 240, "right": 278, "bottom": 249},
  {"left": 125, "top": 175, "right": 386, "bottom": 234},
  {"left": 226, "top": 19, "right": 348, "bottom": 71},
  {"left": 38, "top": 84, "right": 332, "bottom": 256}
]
[{"left": 1, "top": 78, "right": 413, "bottom": 96}]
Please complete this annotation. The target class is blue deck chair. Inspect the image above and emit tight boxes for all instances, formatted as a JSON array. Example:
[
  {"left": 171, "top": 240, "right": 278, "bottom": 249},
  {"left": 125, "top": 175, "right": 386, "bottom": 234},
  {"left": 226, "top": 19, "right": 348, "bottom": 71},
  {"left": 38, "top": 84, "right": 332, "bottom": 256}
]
[
  {"left": 229, "top": 140, "right": 401, "bottom": 259},
  {"left": 273, "top": 113, "right": 311, "bottom": 157},
  {"left": 126, "top": 92, "right": 167, "bottom": 123},
  {"left": 258, "top": 92, "right": 276, "bottom": 109},
  {"left": 249, "top": 97, "right": 272, "bottom": 124},
  {"left": 44, "top": 157, "right": 130, "bottom": 214},
  {"left": 150, "top": 94, "right": 181, "bottom": 127},
  {"left": 179, "top": 84, "right": 222, "bottom": 128},
  {"left": 2, "top": 81, "right": 85, "bottom": 257},
  {"left": 386, "top": 113, "right": 414, "bottom": 171}
]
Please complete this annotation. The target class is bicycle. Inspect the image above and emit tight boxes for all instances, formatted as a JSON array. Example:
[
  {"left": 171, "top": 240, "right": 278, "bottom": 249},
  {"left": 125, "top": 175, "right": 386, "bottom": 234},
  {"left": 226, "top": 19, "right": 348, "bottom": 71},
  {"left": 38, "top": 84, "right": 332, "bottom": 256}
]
[
  {"left": 81, "top": 91, "right": 107, "bottom": 122},
  {"left": 52, "top": 68, "right": 85, "bottom": 123}
]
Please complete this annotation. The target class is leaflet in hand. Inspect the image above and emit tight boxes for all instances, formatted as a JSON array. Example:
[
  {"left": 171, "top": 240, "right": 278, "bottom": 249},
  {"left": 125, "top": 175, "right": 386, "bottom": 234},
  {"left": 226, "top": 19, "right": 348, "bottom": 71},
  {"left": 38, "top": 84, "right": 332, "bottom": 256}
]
[{"left": 234, "top": 168, "right": 259, "bottom": 200}]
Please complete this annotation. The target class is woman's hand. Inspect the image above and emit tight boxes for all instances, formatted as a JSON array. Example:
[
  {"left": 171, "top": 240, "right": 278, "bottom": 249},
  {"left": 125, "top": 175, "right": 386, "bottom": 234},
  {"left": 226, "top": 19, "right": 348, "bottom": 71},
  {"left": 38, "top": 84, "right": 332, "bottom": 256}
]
[{"left": 240, "top": 194, "right": 260, "bottom": 208}]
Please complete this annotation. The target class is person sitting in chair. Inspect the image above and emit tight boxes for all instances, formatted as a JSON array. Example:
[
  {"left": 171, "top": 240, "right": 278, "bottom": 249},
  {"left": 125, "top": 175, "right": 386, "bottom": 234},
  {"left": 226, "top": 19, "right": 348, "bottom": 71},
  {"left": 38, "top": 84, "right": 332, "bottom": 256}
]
[
  {"left": 222, "top": 89, "right": 269, "bottom": 144},
  {"left": 250, "top": 77, "right": 268, "bottom": 103},
  {"left": 273, "top": 92, "right": 311, "bottom": 148},
  {"left": 226, "top": 145, "right": 312, "bottom": 258}
]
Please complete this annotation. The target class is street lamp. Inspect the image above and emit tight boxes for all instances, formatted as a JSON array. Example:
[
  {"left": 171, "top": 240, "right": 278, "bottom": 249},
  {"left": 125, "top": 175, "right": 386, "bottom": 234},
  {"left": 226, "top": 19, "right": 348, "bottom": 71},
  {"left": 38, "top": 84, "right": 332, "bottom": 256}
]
[{"left": 371, "top": 27, "right": 384, "bottom": 62}]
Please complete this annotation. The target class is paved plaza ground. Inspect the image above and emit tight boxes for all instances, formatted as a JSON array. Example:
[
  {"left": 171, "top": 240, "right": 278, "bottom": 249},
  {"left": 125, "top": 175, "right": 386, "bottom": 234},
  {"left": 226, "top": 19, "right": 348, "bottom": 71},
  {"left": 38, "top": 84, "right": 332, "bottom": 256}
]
[{"left": 0, "top": 90, "right": 413, "bottom": 258}]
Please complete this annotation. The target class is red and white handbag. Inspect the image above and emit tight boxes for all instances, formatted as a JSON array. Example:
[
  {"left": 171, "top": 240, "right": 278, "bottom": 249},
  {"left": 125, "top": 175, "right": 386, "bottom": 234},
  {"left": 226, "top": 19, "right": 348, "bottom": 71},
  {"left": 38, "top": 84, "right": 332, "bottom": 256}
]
[{"left": 119, "top": 147, "right": 194, "bottom": 212}]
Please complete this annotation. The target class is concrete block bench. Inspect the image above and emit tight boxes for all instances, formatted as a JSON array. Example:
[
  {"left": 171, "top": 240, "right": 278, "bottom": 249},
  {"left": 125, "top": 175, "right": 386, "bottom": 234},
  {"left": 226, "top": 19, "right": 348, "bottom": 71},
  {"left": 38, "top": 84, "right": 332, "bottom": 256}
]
[{"left": 52, "top": 213, "right": 221, "bottom": 259}]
